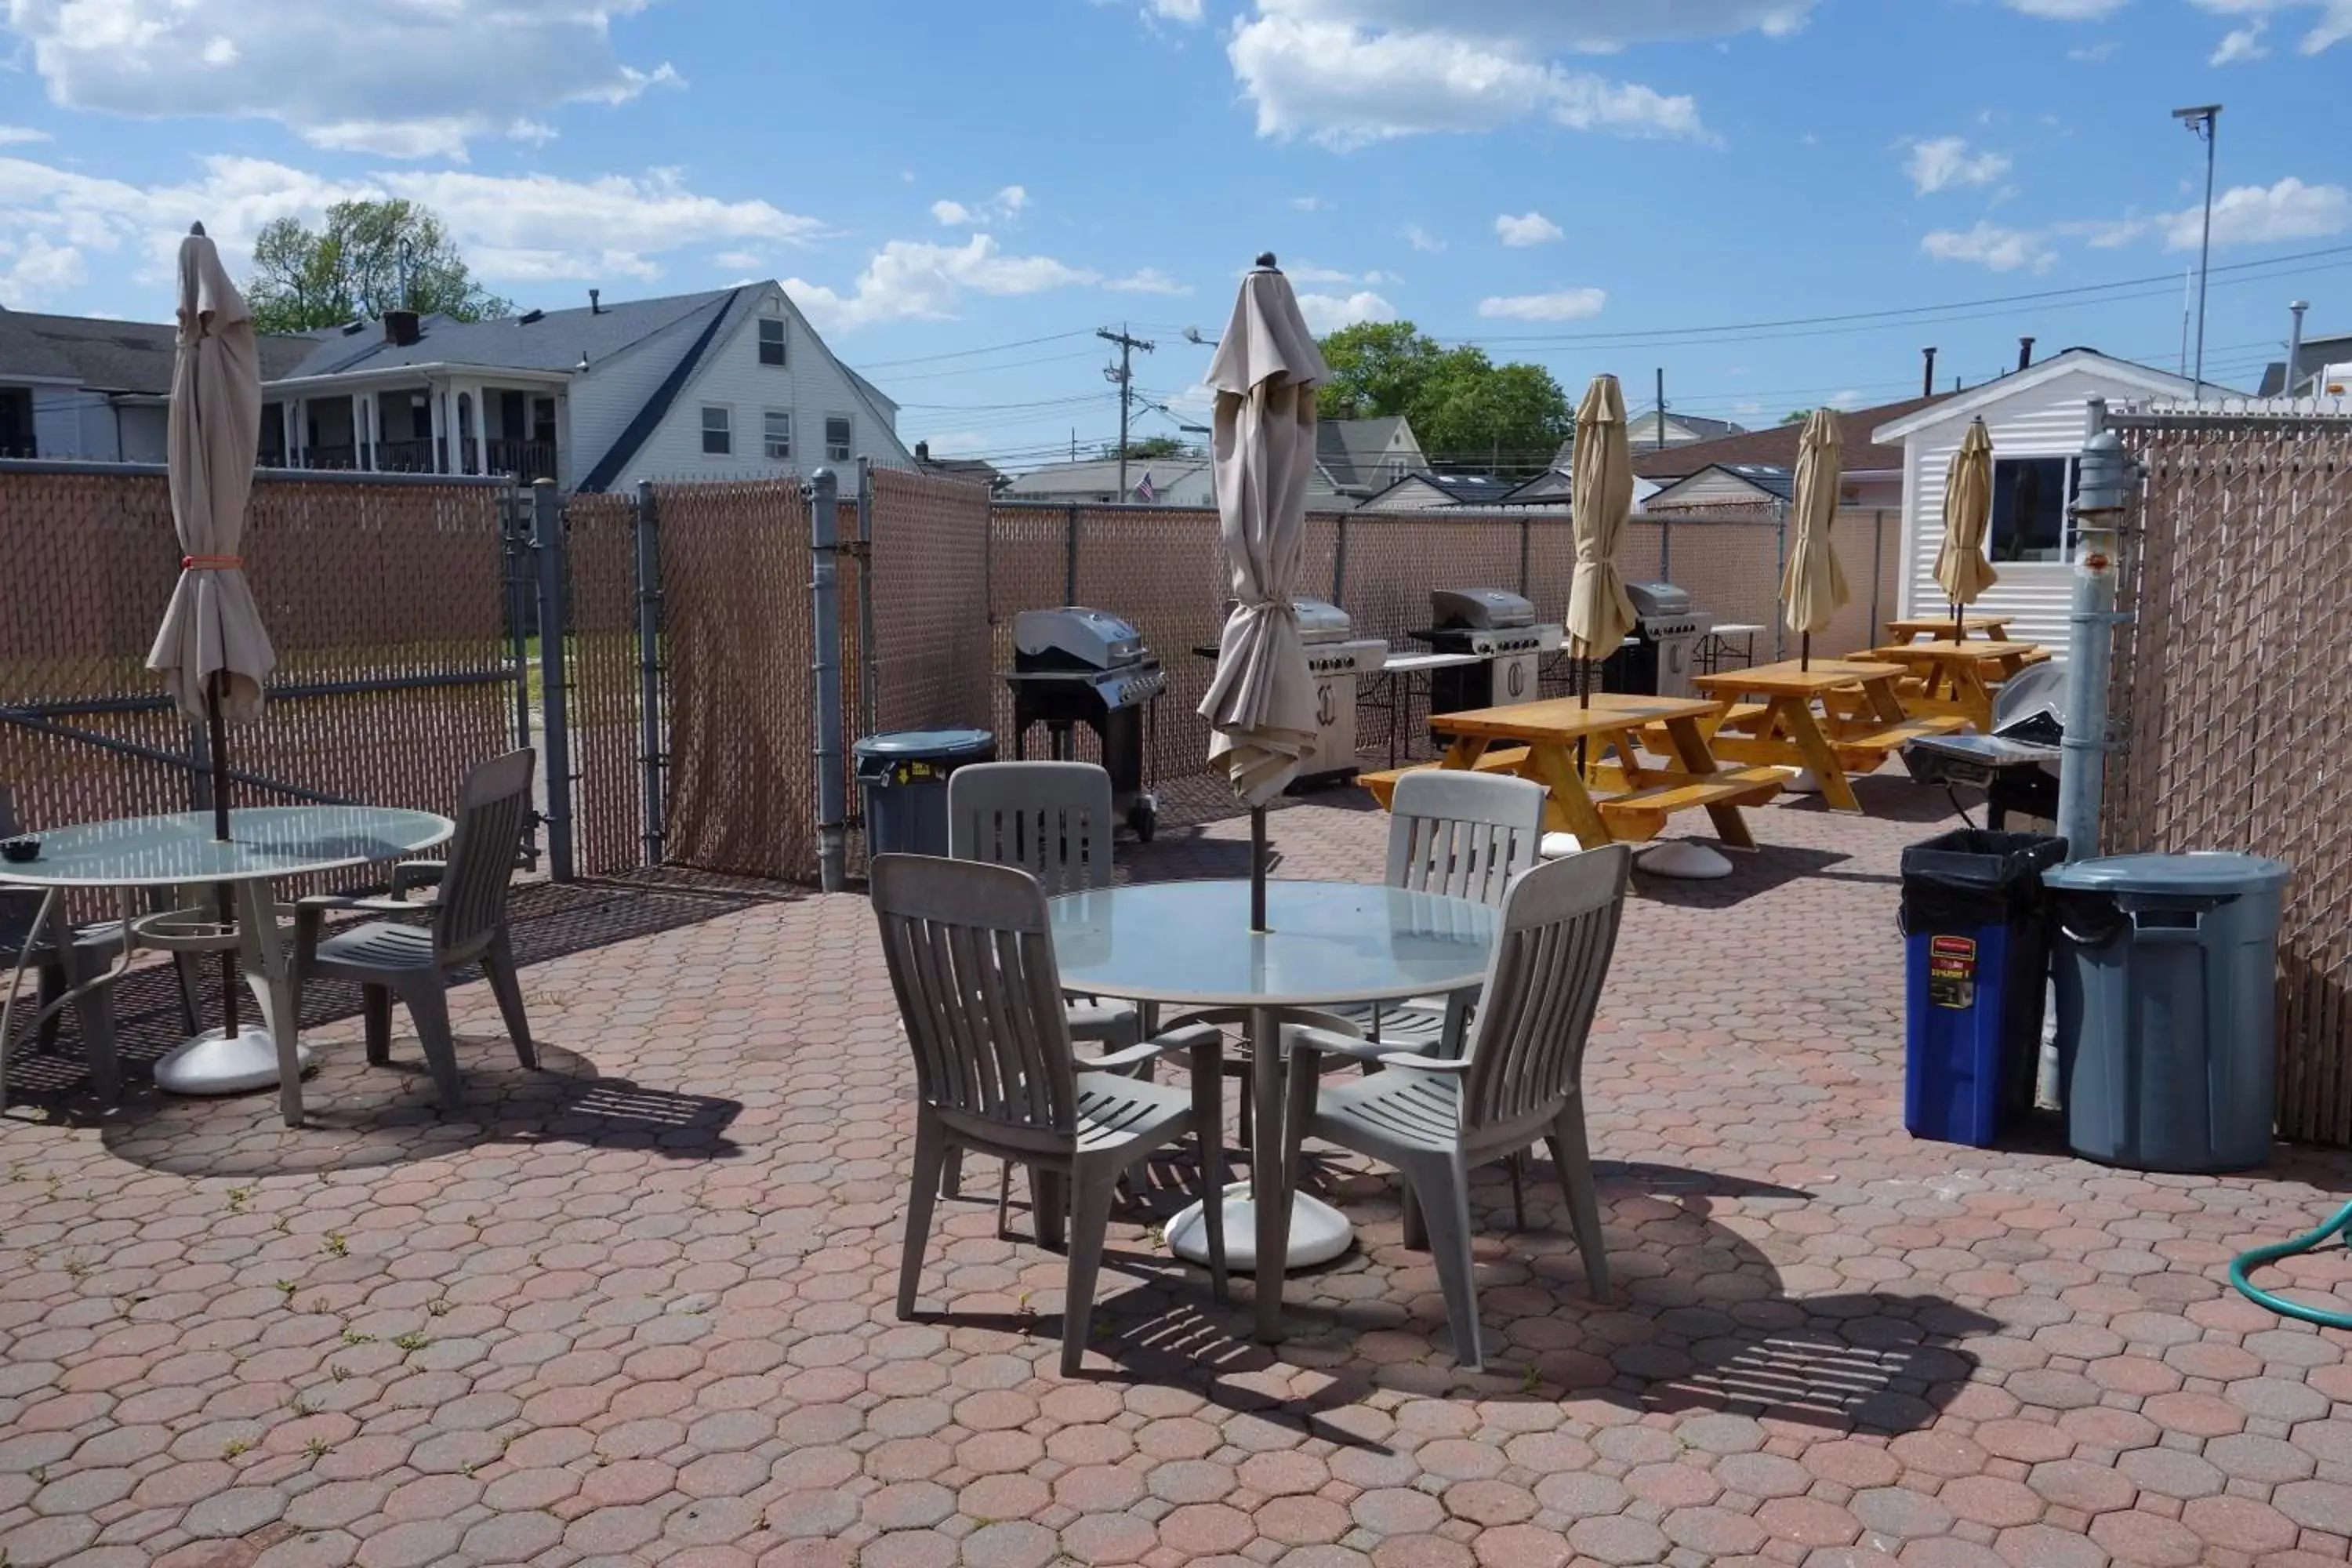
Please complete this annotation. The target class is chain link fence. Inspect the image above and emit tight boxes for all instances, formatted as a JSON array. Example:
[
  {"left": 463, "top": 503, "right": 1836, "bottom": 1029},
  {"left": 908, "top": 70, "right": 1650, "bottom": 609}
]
[{"left": 2107, "top": 408, "right": 2352, "bottom": 1144}]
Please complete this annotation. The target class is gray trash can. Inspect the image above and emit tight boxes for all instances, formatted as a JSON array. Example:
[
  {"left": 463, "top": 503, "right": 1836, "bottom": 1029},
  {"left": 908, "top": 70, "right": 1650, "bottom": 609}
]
[
  {"left": 2045, "top": 851, "right": 2291, "bottom": 1173},
  {"left": 855, "top": 729, "right": 995, "bottom": 858}
]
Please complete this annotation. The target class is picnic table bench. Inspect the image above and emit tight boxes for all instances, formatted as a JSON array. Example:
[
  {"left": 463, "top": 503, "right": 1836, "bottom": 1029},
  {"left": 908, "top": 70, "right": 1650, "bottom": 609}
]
[
  {"left": 1884, "top": 614, "right": 2014, "bottom": 644},
  {"left": 1864, "top": 640, "right": 2052, "bottom": 733},
  {"left": 1360, "top": 691, "right": 1780, "bottom": 848},
  {"left": 1687, "top": 659, "right": 1965, "bottom": 814}
]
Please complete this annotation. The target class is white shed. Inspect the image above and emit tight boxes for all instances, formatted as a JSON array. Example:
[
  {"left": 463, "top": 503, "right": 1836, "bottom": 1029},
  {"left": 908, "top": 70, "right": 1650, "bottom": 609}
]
[{"left": 1874, "top": 350, "right": 2198, "bottom": 652}]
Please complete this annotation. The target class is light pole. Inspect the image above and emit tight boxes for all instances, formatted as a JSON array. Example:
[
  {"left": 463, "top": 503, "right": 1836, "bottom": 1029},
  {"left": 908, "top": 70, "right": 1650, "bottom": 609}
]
[{"left": 2172, "top": 104, "right": 2220, "bottom": 401}]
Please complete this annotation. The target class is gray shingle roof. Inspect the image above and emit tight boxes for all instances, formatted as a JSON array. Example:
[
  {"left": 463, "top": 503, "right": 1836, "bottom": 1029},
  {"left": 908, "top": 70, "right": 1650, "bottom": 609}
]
[
  {"left": 278, "top": 288, "right": 737, "bottom": 379},
  {"left": 0, "top": 309, "right": 316, "bottom": 394},
  {"left": 1316, "top": 416, "right": 1412, "bottom": 489}
]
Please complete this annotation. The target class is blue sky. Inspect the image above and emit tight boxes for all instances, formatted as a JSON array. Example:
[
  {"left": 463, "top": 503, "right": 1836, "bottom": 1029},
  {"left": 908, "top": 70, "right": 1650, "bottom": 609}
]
[{"left": 3, "top": 0, "right": 2347, "bottom": 466}]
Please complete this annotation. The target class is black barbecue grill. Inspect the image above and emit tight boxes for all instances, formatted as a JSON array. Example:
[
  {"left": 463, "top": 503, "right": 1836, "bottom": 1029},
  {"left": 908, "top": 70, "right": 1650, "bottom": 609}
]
[{"left": 1005, "top": 606, "right": 1167, "bottom": 840}]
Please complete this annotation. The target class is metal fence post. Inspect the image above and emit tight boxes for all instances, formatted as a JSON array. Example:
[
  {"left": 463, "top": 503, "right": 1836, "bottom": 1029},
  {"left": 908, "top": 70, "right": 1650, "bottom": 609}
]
[
  {"left": 531, "top": 478, "right": 575, "bottom": 882},
  {"left": 504, "top": 482, "right": 535, "bottom": 757},
  {"left": 2057, "top": 399, "right": 2136, "bottom": 862},
  {"left": 857, "top": 456, "right": 879, "bottom": 739},
  {"left": 1658, "top": 514, "right": 1671, "bottom": 582},
  {"left": 1063, "top": 503, "right": 1080, "bottom": 605},
  {"left": 1867, "top": 509, "right": 1886, "bottom": 645},
  {"left": 810, "top": 469, "right": 848, "bottom": 892},
  {"left": 633, "top": 480, "right": 666, "bottom": 868},
  {"left": 1330, "top": 514, "right": 1348, "bottom": 604},
  {"left": 1517, "top": 516, "right": 1531, "bottom": 597},
  {"left": 1771, "top": 500, "right": 1789, "bottom": 661}
]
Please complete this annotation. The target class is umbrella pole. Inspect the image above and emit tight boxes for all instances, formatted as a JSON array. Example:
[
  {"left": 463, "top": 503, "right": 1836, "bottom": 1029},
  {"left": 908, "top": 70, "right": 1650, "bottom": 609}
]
[
  {"left": 207, "top": 673, "right": 238, "bottom": 1035},
  {"left": 1801, "top": 631, "right": 1812, "bottom": 672},
  {"left": 1249, "top": 806, "right": 1269, "bottom": 934}
]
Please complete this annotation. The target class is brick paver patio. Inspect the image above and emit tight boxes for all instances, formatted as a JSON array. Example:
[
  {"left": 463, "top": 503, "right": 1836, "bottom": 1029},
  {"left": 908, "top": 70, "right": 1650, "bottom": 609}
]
[{"left": 6, "top": 777, "right": 2352, "bottom": 1568}]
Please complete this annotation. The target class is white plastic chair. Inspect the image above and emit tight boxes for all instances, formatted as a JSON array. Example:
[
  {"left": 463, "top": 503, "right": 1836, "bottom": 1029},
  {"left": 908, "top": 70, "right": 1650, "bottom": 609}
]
[
  {"left": 872, "top": 852, "right": 1226, "bottom": 1374},
  {"left": 1285, "top": 844, "right": 1631, "bottom": 1372}
]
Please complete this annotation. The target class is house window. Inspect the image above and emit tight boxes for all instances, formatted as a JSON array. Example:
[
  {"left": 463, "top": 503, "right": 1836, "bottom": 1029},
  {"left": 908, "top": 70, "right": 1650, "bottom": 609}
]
[
  {"left": 763, "top": 410, "right": 792, "bottom": 461},
  {"left": 825, "top": 413, "right": 852, "bottom": 462},
  {"left": 758, "top": 318, "right": 786, "bottom": 367},
  {"left": 701, "top": 405, "right": 731, "bottom": 456},
  {"left": 1987, "top": 456, "right": 2074, "bottom": 563}
]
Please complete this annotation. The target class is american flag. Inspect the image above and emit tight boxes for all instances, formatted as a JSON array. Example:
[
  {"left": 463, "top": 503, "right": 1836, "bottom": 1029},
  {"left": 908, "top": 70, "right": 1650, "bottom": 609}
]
[{"left": 1131, "top": 470, "right": 1156, "bottom": 503}]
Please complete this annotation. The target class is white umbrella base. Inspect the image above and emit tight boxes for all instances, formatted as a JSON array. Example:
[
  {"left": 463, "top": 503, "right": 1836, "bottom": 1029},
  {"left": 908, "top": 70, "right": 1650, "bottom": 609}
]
[
  {"left": 1165, "top": 1181, "right": 1353, "bottom": 1271},
  {"left": 154, "top": 1026, "right": 312, "bottom": 1097},
  {"left": 1540, "top": 831, "right": 1586, "bottom": 860},
  {"left": 1639, "top": 840, "right": 1735, "bottom": 880},
  {"left": 1783, "top": 768, "right": 1826, "bottom": 794}
]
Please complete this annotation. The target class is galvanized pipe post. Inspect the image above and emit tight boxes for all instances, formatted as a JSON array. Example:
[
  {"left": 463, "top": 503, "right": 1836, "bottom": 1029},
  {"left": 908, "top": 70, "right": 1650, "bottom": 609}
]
[
  {"left": 633, "top": 480, "right": 666, "bottom": 868},
  {"left": 1330, "top": 514, "right": 1348, "bottom": 604},
  {"left": 2056, "top": 398, "right": 2140, "bottom": 862},
  {"left": 530, "top": 478, "right": 575, "bottom": 882},
  {"left": 810, "top": 469, "right": 849, "bottom": 892},
  {"left": 1062, "top": 503, "right": 1080, "bottom": 605},
  {"left": 856, "top": 456, "right": 879, "bottom": 740}
]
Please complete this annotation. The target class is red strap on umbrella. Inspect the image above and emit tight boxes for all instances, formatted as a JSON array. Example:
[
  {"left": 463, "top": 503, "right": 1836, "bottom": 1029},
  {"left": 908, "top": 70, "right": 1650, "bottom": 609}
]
[{"left": 180, "top": 554, "right": 244, "bottom": 570}]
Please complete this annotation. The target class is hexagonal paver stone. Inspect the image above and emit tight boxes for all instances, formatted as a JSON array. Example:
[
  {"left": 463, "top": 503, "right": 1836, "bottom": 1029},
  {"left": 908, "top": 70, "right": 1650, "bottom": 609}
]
[
  {"left": 1850, "top": 1486, "right": 1954, "bottom": 1540},
  {"left": 1566, "top": 1515, "right": 1670, "bottom": 1567},
  {"left": 1757, "top": 1497, "right": 1863, "bottom": 1548},
  {"left": 2274, "top": 1478, "right": 2352, "bottom": 1536},
  {"left": 2029, "top": 1458, "right": 2137, "bottom": 1515},
  {"left": 357, "top": 1521, "right": 466, "bottom": 1568},
  {"left": 461, "top": 1510, "right": 567, "bottom": 1563},
  {"left": 2087, "top": 1508, "right": 2204, "bottom": 1568},
  {"left": 962, "top": 1519, "right": 1058, "bottom": 1568},
  {"left": 2117, "top": 1445, "right": 2224, "bottom": 1500},
  {"left": 184, "top": 1487, "right": 289, "bottom": 1539},
  {"left": 1661, "top": 1506, "right": 1766, "bottom": 1556}
]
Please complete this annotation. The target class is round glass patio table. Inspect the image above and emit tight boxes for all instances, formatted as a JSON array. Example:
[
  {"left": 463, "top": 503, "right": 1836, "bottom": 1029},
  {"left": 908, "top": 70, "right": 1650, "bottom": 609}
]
[
  {"left": 1050, "top": 878, "right": 1495, "bottom": 1341},
  {"left": 0, "top": 807, "right": 452, "bottom": 1123}
]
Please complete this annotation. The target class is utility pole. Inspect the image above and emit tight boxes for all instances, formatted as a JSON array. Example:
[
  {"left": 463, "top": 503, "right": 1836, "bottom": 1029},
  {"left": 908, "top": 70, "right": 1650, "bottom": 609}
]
[
  {"left": 1654, "top": 368, "right": 1666, "bottom": 452},
  {"left": 1098, "top": 325, "right": 1156, "bottom": 499},
  {"left": 2288, "top": 300, "right": 2310, "bottom": 397},
  {"left": 2172, "top": 104, "right": 2220, "bottom": 402}
]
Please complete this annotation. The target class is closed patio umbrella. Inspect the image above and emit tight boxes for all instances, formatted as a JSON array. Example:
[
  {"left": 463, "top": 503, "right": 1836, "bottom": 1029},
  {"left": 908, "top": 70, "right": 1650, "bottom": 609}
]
[
  {"left": 1780, "top": 408, "right": 1849, "bottom": 670},
  {"left": 1567, "top": 374, "right": 1638, "bottom": 706},
  {"left": 147, "top": 222, "right": 278, "bottom": 1084},
  {"left": 1198, "top": 255, "right": 1327, "bottom": 933},
  {"left": 1934, "top": 417, "right": 1998, "bottom": 637}
]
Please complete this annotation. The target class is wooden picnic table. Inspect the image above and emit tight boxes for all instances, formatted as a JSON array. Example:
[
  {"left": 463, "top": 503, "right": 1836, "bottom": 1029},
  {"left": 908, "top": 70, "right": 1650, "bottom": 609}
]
[
  {"left": 1688, "top": 659, "right": 1964, "bottom": 814},
  {"left": 1864, "top": 640, "right": 2053, "bottom": 733},
  {"left": 1884, "top": 614, "right": 2013, "bottom": 644},
  {"left": 1360, "top": 691, "right": 1780, "bottom": 851}
]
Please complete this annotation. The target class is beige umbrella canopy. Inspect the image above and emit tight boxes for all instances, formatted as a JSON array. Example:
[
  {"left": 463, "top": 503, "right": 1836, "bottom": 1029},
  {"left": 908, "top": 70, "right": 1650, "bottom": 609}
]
[
  {"left": 148, "top": 224, "right": 275, "bottom": 745},
  {"left": 1780, "top": 408, "right": 1850, "bottom": 667},
  {"left": 1933, "top": 417, "right": 1999, "bottom": 632},
  {"left": 1198, "top": 256, "right": 1329, "bottom": 928},
  {"left": 1567, "top": 375, "right": 1638, "bottom": 691}
]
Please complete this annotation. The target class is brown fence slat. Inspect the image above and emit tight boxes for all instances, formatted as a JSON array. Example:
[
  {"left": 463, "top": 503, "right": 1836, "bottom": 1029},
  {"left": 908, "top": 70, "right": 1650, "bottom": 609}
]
[{"left": 564, "top": 491, "right": 644, "bottom": 877}]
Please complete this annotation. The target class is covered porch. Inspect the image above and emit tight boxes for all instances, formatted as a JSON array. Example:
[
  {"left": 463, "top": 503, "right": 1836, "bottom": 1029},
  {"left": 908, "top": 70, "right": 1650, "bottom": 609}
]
[{"left": 261, "top": 369, "right": 565, "bottom": 483}]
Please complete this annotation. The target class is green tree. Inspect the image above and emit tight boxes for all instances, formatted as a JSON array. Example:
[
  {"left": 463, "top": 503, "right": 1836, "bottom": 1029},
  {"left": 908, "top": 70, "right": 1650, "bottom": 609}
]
[
  {"left": 1098, "top": 434, "right": 1191, "bottom": 461},
  {"left": 1315, "top": 318, "right": 1571, "bottom": 477},
  {"left": 245, "top": 200, "right": 514, "bottom": 334},
  {"left": 1781, "top": 408, "right": 1815, "bottom": 424}
]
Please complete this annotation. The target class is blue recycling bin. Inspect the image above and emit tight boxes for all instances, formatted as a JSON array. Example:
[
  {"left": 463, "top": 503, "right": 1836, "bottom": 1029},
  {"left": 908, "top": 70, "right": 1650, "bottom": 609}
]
[{"left": 1901, "top": 829, "right": 2067, "bottom": 1147}]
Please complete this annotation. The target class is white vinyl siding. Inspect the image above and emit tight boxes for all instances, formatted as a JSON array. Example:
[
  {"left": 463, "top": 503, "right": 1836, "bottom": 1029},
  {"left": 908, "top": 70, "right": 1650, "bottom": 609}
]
[
  {"left": 763, "top": 409, "right": 791, "bottom": 460},
  {"left": 701, "top": 405, "right": 731, "bottom": 456}
]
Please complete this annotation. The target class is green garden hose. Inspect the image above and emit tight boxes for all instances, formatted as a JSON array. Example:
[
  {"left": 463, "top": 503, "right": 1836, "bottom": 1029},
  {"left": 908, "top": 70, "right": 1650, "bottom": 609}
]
[{"left": 2230, "top": 1200, "right": 2352, "bottom": 1329}]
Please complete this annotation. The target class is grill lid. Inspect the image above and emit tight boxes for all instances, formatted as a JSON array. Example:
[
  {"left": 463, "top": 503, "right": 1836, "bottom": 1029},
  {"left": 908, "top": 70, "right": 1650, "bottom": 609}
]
[
  {"left": 1430, "top": 587, "right": 1535, "bottom": 630},
  {"left": 1624, "top": 581, "right": 1690, "bottom": 619},
  {"left": 1292, "top": 597, "right": 1352, "bottom": 643},
  {"left": 1013, "top": 606, "right": 1143, "bottom": 669}
]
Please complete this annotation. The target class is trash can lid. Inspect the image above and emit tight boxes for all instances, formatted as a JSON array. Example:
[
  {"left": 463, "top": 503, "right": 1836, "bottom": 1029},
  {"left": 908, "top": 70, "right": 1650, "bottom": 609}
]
[
  {"left": 2043, "top": 851, "right": 2291, "bottom": 896},
  {"left": 851, "top": 728, "right": 996, "bottom": 760}
]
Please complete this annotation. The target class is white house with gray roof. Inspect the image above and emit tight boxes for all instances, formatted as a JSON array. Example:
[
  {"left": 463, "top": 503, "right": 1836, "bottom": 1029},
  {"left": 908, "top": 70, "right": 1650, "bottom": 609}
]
[
  {"left": 0, "top": 308, "right": 314, "bottom": 461},
  {"left": 266, "top": 283, "right": 912, "bottom": 492}
]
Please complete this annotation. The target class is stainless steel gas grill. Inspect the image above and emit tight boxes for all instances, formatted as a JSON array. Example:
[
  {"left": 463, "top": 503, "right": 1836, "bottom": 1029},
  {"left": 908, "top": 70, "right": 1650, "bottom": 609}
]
[
  {"left": 1411, "top": 587, "right": 1566, "bottom": 716},
  {"left": 1601, "top": 581, "right": 1715, "bottom": 700},
  {"left": 1294, "top": 598, "right": 1391, "bottom": 785},
  {"left": 1004, "top": 606, "right": 1167, "bottom": 840}
]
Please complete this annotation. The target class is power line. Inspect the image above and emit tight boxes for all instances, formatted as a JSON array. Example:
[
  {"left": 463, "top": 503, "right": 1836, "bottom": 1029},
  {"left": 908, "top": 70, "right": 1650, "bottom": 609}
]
[{"left": 855, "top": 328, "right": 1096, "bottom": 369}]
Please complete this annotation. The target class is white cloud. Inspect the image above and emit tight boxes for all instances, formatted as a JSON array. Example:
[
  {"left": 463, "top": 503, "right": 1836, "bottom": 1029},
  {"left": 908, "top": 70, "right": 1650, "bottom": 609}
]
[
  {"left": 0, "top": 126, "right": 49, "bottom": 146},
  {"left": 1287, "top": 262, "right": 1359, "bottom": 283},
  {"left": 1289, "top": 194, "right": 1325, "bottom": 211},
  {"left": 1147, "top": 0, "right": 1205, "bottom": 17},
  {"left": 1494, "top": 211, "right": 1563, "bottom": 246},
  {"left": 1903, "top": 136, "right": 2012, "bottom": 195},
  {"left": 786, "top": 235, "right": 1108, "bottom": 331},
  {"left": 1105, "top": 267, "right": 1190, "bottom": 295},
  {"left": 1295, "top": 289, "right": 1396, "bottom": 333},
  {"left": 1919, "top": 223, "right": 2056, "bottom": 272},
  {"left": 2210, "top": 17, "right": 2271, "bottom": 57},
  {"left": 1476, "top": 287, "right": 1606, "bottom": 321},
  {"left": 1826, "top": 388, "right": 1863, "bottom": 409},
  {"left": 1402, "top": 223, "right": 1446, "bottom": 253},
  {"left": 2187, "top": 0, "right": 2352, "bottom": 54},
  {"left": 0, "top": 233, "right": 84, "bottom": 305},
  {"left": 0, "top": 151, "right": 826, "bottom": 302},
  {"left": 1226, "top": 0, "right": 1777, "bottom": 149},
  {"left": 931, "top": 185, "right": 1029, "bottom": 227},
  {"left": 2067, "top": 38, "right": 2118, "bottom": 58},
  {"left": 2002, "top": 0, "right": 2128, "bottom": 16},
  {"left": 2166, "top": 176, "right": 2352, "bottom": 249},
  {"left": 2, "top": 0, "right": 681, "bottom": 158},
  {"left": 712, "top": 249, "right": 766, "bottom": 270}
]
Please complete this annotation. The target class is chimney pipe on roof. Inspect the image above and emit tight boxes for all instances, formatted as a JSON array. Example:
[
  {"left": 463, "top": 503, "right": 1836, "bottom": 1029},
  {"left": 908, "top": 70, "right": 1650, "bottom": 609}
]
[
  {"left": 2288, "top": 300, "right": 2310, "bottom": 396},
  {"left": 2018, "top": 336, "right": 2035, "bottom": 371},
  {"left": 915, "top": 441, "right": 931, "bottom": 462},
  {"left": 1922, "top": 347, "right": 1938, "bottom": 398},
  {"left": 590, "top": 289, "right": 601, "bottom": 315},
  {"left": 384, "top": 309, "right": 420, "bottom": 348}
]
